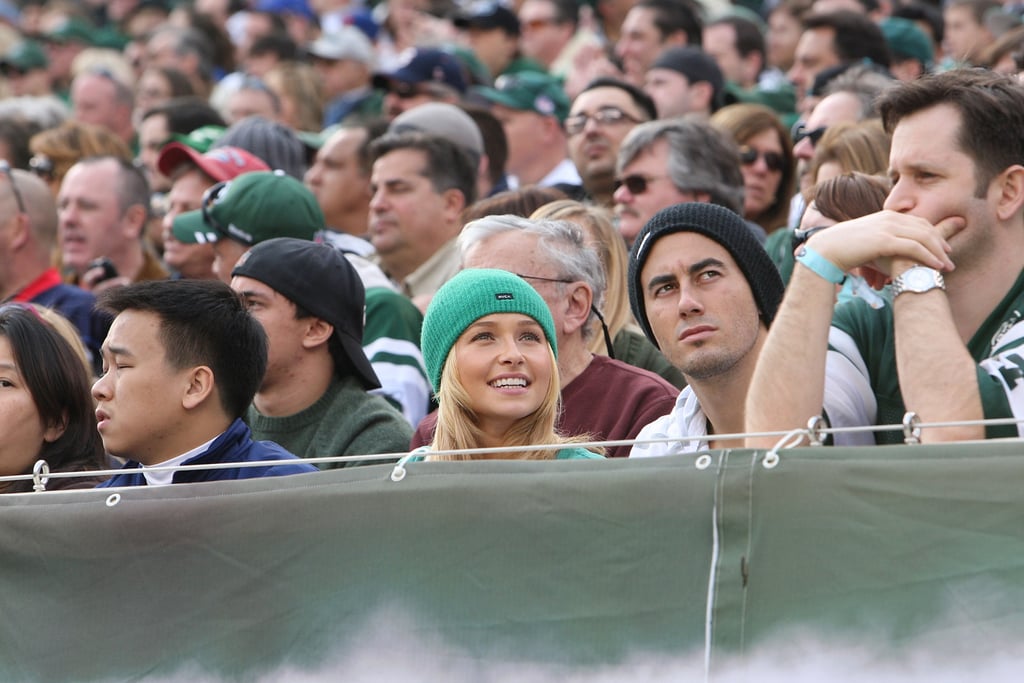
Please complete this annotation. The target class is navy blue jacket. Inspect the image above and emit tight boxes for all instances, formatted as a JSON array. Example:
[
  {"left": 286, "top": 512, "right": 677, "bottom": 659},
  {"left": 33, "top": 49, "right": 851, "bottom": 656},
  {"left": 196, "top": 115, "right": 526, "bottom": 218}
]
[{"left": 98, "top": 419, "right": 317, "bottom": 487}]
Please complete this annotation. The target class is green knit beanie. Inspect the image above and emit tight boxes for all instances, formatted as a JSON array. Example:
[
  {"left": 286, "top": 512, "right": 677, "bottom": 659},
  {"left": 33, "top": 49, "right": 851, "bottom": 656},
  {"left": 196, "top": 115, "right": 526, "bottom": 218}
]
[{"left": 421, "top": 269, "right": 558, "bottom": 393}]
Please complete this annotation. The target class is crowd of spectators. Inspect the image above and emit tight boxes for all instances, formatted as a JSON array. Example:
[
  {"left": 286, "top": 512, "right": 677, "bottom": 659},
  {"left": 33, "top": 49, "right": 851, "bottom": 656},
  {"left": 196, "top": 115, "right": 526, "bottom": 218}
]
[{"left": 1, "top": 0, "right": 1023, "bottom": 487}]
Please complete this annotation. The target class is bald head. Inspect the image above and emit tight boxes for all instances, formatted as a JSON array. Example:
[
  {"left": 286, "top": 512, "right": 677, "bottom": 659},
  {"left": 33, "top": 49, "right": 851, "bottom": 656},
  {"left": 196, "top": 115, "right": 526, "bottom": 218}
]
[{"left": 7, "top": 168, "right": 60, "bottom": 249}]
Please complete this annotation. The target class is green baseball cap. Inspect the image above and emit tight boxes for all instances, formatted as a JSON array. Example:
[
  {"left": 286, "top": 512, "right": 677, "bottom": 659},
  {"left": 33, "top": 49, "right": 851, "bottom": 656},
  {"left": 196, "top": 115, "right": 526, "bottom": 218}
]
[
  {"left": 473, "top": 72, "right": 570, "bottom": 122},
  {"left": 172, "top": 171, "right": 324, "bottom": 246},
  {"left": 0, "top": 41, "right": 48, "bottom": 73}
]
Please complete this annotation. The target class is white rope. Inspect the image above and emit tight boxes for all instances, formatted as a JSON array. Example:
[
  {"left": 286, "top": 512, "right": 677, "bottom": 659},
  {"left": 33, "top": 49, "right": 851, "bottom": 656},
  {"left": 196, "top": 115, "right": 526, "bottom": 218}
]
[{"left": 8, "top": 414, "right": 1024, "bottom": 490}]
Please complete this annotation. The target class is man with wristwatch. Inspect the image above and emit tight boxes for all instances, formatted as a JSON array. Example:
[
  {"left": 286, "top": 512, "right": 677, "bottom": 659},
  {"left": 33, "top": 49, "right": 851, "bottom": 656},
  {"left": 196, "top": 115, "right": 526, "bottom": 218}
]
[{"left": 745, "top": 69, "right": 1024, "bottom": 445}]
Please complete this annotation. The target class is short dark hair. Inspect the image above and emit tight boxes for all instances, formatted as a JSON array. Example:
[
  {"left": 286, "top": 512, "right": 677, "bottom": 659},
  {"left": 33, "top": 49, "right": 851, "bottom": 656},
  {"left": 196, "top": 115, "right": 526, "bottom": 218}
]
[
  {"left": 576, "top": 76, "right": 658, "bottom": 121},
  {"left": 636, "top": 0, "right": 703, "bottom": 47},
  {"left": 97, "top": 280, "right": 268, "bottom": 419},
  {"left": 708, "top": 15, "right": 766, "bottom": 63},
  {"left": 248, "top": 32, "right": 297, "bottom": 61},
  {"left": 803, "top": 11, "right": 891, "bottom": 68},
  {"left": 353, "top": 117, "right": 390, "bottom": 176},
  {"left": 141, "top": 96, "right": 226, "bottom": 135},
  {"left": 0, "top": 305, "right": 105, "bottom": 488},
  {"left": 369, "top": 131, "right": 479, "bottom": 206},
  {"left": 879, "top": 69, "right": 1024, "bottom": 196},
  {"left": 76, "top": 156, "right": 151, "bottom": 222},
  {"left": 462, "top": 104, "right": 508, "bottom": 187},
  {"left": 546, "top": 0, "right": 581, "bottom": 28}
]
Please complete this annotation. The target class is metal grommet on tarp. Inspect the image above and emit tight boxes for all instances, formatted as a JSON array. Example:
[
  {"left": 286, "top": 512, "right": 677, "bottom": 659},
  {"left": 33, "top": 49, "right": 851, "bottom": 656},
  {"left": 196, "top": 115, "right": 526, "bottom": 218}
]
[
  {"left": 105, "top": 493, "right": 121, "bottom": 507},
  {"left": 695, "top": 454, "right": 712, "bottom": 470},
  {"left": 390, "top": 453, "right": 416, "bottom": 482},
  {"left": 764, "top": 428, "right": 803, "bottom": 469},
  {"left": 31, "top": 460, "right": 49, "bottom": 492},
  {"left": 902, "top": 412, "right": 922, "bottom": 444}
]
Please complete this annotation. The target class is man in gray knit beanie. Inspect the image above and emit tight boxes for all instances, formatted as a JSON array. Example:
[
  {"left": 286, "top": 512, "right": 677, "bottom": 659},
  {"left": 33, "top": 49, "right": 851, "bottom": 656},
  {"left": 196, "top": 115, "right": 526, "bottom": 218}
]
[{"left": 627, "top": 202, "right": 784, "bottom": 457}]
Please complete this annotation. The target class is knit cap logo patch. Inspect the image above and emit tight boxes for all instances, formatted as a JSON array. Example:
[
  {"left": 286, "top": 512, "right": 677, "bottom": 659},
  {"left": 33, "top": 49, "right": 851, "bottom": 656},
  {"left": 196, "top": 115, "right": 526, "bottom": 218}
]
[{"left": 495, "top": 292, "right": 514, "bottom": 300}]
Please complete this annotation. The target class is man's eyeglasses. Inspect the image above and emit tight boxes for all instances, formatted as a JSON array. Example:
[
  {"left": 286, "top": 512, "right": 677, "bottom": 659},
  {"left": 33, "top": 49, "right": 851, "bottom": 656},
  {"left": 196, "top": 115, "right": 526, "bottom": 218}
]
[
  {"left": 564, "top": 106, "right": 641, "bottom": 136},
  {"left": 613, "top": 174, "right": 668, "bottom": 196},
  {"left": 515, "top": 273, "right": 616, "bottom": 359},
  {"left": 0, "top": 160, "right": 26, "bottom": 214},
  {"left": 791, "top": 123, "right": 828, "bottom": 147},
  {"left": 791, "top": 225, "right": 830, "bottom": 251},
  {"left": 738, "top": 146, "right": 786, "bottom": 173}
]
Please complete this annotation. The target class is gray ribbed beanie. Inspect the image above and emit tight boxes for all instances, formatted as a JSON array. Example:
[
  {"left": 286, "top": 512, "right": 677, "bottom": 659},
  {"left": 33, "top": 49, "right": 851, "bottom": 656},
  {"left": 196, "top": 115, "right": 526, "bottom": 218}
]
[{"left": 627, "top": 202, "right": 784, "bottom": 349}]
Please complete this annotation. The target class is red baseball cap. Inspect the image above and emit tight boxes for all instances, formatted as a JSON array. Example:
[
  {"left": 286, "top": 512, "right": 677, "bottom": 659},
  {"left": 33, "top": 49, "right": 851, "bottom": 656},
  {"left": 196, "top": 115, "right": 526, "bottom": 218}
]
[{"left": 157, "top": 143, "right": 269, "bottom": 182}]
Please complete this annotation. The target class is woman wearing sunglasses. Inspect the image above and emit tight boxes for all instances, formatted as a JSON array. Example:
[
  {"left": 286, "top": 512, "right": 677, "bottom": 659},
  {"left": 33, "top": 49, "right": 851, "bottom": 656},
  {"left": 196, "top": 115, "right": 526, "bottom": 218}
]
[
  {"left": 711, "top": 103, "right": 795, "bottom": 234},
  {"left": 0, "top": 305, "right": 109, "bottom": 492}
]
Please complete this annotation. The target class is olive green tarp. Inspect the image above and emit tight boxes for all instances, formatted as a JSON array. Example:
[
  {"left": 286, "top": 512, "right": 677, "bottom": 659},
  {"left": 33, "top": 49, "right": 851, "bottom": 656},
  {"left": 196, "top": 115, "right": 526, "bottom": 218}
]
[{"left": 2, "top": 442, "right": 1024, "bottom": 680}]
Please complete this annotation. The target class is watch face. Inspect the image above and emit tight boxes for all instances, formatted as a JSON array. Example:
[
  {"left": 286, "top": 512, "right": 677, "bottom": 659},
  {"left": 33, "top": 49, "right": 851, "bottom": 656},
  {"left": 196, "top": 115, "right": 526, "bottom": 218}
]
[{"left": 905, "top": 268, "right": 934, "bottom": 290}]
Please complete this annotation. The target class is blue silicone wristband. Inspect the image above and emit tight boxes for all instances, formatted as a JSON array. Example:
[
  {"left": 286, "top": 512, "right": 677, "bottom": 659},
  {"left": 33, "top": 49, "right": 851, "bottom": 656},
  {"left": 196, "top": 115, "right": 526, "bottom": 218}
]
[{"left": 796, "top": 245, "right": 846, "bottom": 285}]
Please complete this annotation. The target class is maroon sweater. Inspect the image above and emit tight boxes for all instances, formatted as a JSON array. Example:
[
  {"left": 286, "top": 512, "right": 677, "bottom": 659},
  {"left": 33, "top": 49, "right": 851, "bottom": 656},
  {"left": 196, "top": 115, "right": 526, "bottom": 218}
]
[{"left": 410, "top": 355, "right": 678, "bottom": 459}]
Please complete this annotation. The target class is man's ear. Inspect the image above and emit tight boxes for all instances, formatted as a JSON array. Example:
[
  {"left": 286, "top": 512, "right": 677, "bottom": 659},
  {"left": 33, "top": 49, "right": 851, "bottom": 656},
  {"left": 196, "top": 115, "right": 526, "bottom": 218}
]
[
  {"left": 994, "top": 164, "right": 1024, "bottom": 222},
  {"left": 181, "top": 366, "right": 216, "bottom": 410},
  {"left": 561, "top": 281, "right": 593, "bottom": 335},
  {"left": 122, "top": 203, "right": 148, "bottom": 240},
  {"left": 689, "top": 81, "right": 714, "bottom": 113},
  {"left": 441, "top": 187, "right": 467, "bottom": 222},
  {"left": 301, "top": 318, "right": 334, "bottom": 350}
]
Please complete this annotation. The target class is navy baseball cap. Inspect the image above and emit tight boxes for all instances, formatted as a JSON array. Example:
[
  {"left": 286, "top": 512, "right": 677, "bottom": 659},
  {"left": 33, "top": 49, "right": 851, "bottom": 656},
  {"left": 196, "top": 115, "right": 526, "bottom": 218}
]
[{"left": 372, "top": 47, "right": 468, "bottom": 94}]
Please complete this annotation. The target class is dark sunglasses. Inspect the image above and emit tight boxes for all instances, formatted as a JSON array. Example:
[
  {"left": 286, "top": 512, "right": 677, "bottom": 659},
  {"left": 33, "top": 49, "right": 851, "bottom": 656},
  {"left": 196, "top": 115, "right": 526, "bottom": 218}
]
[
  {"left": 564, "top": 106, "right": 641, "bottom": 136},
  {"left": 791, "top": 123, "right": 828, "bottom": 147},
  {"left": 613, "top": 173, "right": 666, "bottom": 195},
  {"left": 28, "top": 154, "right": 54, "bottom": 180},
  {"left": 738, "top": 145, "right": 786, "bottom": 173},
  {"left": 791, "top": 225, "right": 830, "bottom": 251},
  {"left": 200, "top": 181, "right": 230, "bottom": 237}
]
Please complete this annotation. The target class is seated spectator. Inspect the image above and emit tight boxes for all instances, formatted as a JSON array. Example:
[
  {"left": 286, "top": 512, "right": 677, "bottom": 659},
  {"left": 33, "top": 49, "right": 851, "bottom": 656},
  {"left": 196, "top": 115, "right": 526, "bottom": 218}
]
[
  {"left": 231, "top": 238, "right": 413, "bottom": 465},
  {"left": 0, "top": 304, "right": 109, "bottom": 492},
  {"left": 95, "top": 280, "right": 317, "bottom": 486},
  {"left": 157, "top": 143, "right": 269, "bottom": 280},
  {"left": 643, "top": 46, "right": 725, "bottom": 120},
  {"left": 212, "top": 115, "right": 307, "bottom": 179},
  {"left": 746, "top": 70, "right": 1024, "bottom": 446},
  {"left": 410, "top": 215, "right": 679, "bottom": 457},
  {"left": 57, "top": 156, "right": 168, "bottom": 292},
  {"left": 627, "top": 203, "right": 785, "bottom": 455},
  {"left": 0, "top": 165, "right": 108, "bottom": 371},
  {"left": 172, "top": 170, "right": 319, "bottom": 283},
  {"left": 531, "top": 198, "right": 686, "bottom": 388},
  {"left": 411, "top": 268, "right": 602, "bottom": 461},
  {"left": 372, "top": 47, "right": 468, "bottom": 120},
  {"left": 795, "top": 172, "right": 892, "bottom": 309},
  {"left": 711, "top": 103, "right": 796, "bottom": 235}
]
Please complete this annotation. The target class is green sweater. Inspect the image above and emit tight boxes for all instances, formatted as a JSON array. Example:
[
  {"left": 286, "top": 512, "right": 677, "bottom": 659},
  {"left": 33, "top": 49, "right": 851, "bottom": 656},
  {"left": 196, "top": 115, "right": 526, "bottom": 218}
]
[{"left": 246, "top": 376, "right": 413, "bottom": 468}]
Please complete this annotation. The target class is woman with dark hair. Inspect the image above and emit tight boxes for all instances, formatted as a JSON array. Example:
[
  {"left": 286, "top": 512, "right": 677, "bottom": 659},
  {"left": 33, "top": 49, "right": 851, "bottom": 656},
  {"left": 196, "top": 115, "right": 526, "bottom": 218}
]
[
  {"left": 711, "top": 103, "right": 796, "bottom": 234},
  {"left": 0, "top": 305, "right": 108, "bottom": 492}
]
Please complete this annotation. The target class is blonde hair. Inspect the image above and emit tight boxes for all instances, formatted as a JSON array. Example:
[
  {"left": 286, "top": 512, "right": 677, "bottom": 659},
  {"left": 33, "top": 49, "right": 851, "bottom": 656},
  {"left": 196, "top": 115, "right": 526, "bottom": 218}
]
[
  {"left": 806, "top": 119, "right": 891, "bottom": 192},
  {"left": 31, "top": 306, "right": 92, "bottom": 379},
  {"left": 29, "top": 121, "right": 133, "bottom": 190},
  {"left": 263, "top": 61, "right": 324, "bottom": 133},
  {"left": 429, "top": 337, "right": 598, "bottom": 460},
  {"left": 531, "top": 199, "right": 639, "bottom": 355}
]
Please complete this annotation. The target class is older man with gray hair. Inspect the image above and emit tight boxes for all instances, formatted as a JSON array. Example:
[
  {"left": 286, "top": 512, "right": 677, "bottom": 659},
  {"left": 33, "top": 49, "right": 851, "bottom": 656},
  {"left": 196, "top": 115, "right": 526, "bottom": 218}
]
[
  {"left": 613, "top": 118, "right": 762, "bottom": 248},
  {"left": 409, "top": 214, "right": 678, "bottom": 458}
]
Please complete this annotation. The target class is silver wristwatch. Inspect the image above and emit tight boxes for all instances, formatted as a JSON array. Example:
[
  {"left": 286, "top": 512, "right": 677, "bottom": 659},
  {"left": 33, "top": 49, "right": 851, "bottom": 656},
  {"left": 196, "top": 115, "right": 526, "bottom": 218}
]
[{"left": 891, "top": 266, "right": 945, "bottom": 297}]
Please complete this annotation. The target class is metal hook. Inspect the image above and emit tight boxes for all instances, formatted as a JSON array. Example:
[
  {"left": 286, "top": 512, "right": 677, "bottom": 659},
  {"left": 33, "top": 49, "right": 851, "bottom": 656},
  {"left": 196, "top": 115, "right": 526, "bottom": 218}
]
[
  {"left": 806, "top": 415, "right": 829, "bottom": 446},
  {"left": 31, "top": 460, "right": 49, "bottom": 492},
  {"left": 902, "top": 412, "right": 922, "bottom": 444}
]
